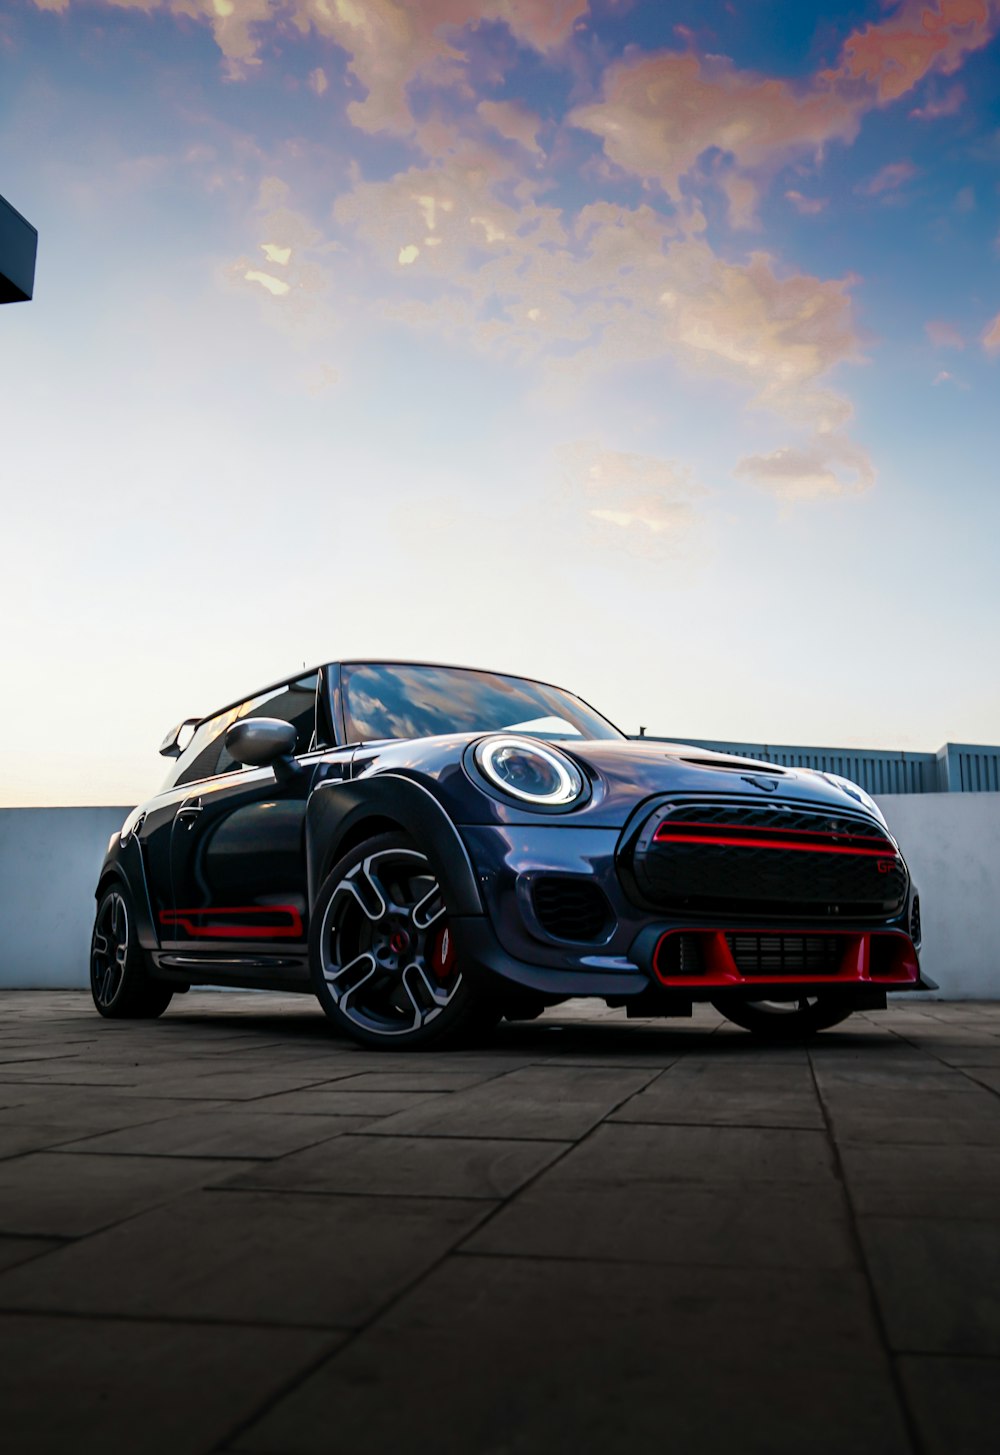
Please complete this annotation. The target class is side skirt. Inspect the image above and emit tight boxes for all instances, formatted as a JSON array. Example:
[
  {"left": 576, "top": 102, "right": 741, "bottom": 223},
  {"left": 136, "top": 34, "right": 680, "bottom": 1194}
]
[{"left": 151, "top": 951, "right": 312, "bottom": 994}]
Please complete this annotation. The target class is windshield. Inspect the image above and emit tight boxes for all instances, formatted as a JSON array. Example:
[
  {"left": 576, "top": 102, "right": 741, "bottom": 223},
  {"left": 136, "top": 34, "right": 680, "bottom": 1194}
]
[{"left": 341, "top": 663, "right": 623, "bottom": 743}]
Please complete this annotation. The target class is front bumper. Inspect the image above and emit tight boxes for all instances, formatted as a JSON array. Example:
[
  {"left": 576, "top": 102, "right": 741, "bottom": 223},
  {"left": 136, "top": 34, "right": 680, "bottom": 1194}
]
[{"left": 457, "top": 822, "right": 935, "bottom": 1003}]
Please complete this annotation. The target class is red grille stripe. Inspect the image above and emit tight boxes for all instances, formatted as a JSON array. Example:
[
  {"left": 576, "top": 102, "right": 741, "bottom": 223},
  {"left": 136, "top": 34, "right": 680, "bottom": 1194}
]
[
  {"left": 655, "top": 819, "right": 892, "bottom": 850},
  {"left": 657, "top": 838, "right": 902, "bottom": 855}
]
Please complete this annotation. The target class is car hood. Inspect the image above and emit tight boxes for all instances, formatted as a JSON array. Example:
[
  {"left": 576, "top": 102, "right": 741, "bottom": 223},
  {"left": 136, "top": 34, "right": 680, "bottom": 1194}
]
[{"left": 351, "top": 733, "right": 886, "bottom": 831}]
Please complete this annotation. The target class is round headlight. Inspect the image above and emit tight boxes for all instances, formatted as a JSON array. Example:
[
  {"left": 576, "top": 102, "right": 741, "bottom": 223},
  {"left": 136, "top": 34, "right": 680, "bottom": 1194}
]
[{"left": 475, "top": 736, "right": 586, "bottom": 807}]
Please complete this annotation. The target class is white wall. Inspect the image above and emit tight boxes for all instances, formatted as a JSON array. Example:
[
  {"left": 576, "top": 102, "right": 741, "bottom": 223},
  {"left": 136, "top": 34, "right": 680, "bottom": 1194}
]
[
  {"left": 876, "top": 793, "right": 1000, "bottom": 1000},
  {"left": 0, "top": 807, "right": 127, "bottom": 989},
  {"left": 0, "top": 799, "right": 997, "bottom": 997}
]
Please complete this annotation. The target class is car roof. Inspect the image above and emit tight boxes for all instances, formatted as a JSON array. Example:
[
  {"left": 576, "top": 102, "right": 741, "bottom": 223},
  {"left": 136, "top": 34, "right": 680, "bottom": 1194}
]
[{"left": 193, "top": 660, "right": 582, "bottom": 729}]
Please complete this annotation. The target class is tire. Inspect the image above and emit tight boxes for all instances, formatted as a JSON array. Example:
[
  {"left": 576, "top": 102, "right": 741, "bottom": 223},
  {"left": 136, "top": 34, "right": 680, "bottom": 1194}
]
[
  {"left": 91, "top": 882, "right": 174, "bottom": 1019},
  {"left": 711, "top": 996, "right": 855, "bottom": 1041},
  {"left": 309, "top": 831, "right": 499, "bottom": 1050}
]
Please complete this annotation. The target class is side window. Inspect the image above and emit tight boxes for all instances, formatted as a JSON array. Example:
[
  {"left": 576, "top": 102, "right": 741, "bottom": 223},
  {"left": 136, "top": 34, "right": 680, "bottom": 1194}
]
[
  {"left": 172, "top": 707, "right": 241, "bottom": 788},
  {"left": 215, "top": 675, "right": 319, "bottom": 775}
]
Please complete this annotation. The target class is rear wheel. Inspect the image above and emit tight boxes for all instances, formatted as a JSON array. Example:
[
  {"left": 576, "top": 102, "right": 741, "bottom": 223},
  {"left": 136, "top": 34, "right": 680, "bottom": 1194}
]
[
  {"left": 711, "top": 996, "right": 854, "bottom": 1040},
  {"left": 91, "top": 883, "right": 174, "bottom": 1019},
  {"left": 309, "top": 832, "right": 498, "bottom": 1050}
]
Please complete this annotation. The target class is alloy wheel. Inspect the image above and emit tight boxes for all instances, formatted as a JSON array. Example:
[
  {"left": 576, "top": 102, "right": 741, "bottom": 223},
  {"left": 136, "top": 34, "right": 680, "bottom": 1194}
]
[
  {"left": 318, "top": 848, "right": 462, "bottom": 1038},
  {"left": 92, "top": 891, "right": 129, "bottom": 1010}
]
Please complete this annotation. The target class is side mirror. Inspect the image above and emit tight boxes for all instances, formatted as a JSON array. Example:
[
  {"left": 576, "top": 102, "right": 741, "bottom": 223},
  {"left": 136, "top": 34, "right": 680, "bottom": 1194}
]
[{"left": 224, "top": 718, "right": 301, "bottom": 783}]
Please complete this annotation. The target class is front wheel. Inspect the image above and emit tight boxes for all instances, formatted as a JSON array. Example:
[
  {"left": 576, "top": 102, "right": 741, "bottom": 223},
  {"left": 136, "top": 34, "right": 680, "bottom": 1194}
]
[
  {"left": 711, "top": 996, "right": 855, "bottom": 1040},
  {"left": 309, "top": 832, "right": 498, "bottom": 1050},
  {"left": 91, "top": 883, "right": 174, "bottom": 1019}
]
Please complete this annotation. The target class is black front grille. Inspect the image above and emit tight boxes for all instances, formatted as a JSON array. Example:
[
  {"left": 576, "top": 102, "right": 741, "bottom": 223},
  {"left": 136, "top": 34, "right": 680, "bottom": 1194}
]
[
  {"left": 532, "top": 877, "right": 613, "bottom": 943},
  {"left": 725, "top": 934, "right": 843, "bottom": 976},
  {"left": 630, "top": 800, "right": 907, "bottom": 919}
]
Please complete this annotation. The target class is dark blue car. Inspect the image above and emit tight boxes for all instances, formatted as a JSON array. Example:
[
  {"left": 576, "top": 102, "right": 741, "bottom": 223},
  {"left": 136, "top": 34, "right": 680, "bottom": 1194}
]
[{"left": 91, "top": 661, "right": 933, "bottom": 1047}]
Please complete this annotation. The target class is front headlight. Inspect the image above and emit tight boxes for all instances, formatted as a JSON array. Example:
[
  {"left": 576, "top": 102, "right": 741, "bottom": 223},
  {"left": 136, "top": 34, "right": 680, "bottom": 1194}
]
[{"left": 474, "top": 735, "right": 586, "bottom": 807}]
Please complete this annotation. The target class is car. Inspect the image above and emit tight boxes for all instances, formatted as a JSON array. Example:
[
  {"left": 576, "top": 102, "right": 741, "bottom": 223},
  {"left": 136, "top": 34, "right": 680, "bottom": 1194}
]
[{"left": 90, "top": 659, "right": 934, "bottom": 1047}]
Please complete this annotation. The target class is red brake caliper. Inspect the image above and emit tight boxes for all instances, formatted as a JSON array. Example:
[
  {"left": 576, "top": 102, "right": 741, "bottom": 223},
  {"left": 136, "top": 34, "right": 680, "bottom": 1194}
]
[{"left": 430, "top": 923, "right": 456, "bottom": 981}]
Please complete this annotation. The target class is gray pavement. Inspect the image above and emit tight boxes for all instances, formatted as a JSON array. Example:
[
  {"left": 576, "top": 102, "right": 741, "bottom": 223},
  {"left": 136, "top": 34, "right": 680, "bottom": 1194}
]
[{"left": 1, "top": 992, "right": 999, "bottom": 1453}]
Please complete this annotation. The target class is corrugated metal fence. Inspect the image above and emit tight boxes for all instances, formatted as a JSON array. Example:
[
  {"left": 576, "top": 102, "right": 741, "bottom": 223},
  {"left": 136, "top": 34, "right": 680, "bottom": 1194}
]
[{"left": 639, "top": 739, "right": 1000, "bottom": 795}]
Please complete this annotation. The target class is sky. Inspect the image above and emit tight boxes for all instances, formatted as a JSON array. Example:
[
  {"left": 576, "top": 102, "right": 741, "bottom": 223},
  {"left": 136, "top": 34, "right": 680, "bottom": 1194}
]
[{"left": 1, "top": 0, "right": 999, "bottom": 806}]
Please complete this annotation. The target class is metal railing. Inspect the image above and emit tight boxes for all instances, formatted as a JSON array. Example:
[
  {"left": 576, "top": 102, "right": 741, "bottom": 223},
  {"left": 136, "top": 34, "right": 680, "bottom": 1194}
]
[{"left": 636, "top": 738, "right": 1000, "bottom": 794}]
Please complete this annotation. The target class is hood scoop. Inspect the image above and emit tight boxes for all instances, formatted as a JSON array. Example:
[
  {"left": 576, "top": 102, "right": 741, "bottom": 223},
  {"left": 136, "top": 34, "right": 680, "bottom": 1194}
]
[{"left": 676, "top": 756, "right": 787, "bottom": 776}]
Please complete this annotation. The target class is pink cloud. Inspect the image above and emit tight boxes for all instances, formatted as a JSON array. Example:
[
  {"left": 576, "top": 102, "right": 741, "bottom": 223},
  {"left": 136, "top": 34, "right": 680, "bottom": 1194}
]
[
  {"left": 571, "top": 3, "right": 997, "bottom": 209},
  {"left": 983, "top": 311, "right": 1000, "bottom": 352},
  {"left": 570, "top": 52, "right": 860, "bottom": 200},
  {"left": 925, "top": 319, "right": 965, "bottom": 348},
  {"left": 35, "top": 0, "right": 589, "bottom": 133},
  {"left": 856, "top": 160, "right": 918, "bottom": 196},
  {"left": 785, "top": 190, "right": 828, "bottom": 215},
  {"left": 735, "top": 437, "right": 875, "bottom": 501},
  {"left": 910, "top": 82, "right": 967, "bottom": 117},
  {"left": 830, "top": 0, "right": 999, "bottom": 105},
  {"left": 477, "top": 99, "right": 544, "bottom": 155}
]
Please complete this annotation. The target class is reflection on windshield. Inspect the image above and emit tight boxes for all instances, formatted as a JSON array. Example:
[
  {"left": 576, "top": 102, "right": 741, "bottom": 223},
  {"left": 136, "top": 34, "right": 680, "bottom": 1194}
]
[
  {"left": 342, "top": 664, "right": 622, "bottom": 743},
  {"left": 502, "top": 716, "right": 582, "bottom": 736}
]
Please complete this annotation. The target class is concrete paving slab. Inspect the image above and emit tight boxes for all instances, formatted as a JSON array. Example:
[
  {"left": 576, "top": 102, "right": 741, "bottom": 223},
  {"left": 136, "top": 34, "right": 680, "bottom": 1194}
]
[
  {"left": 2, "top": 992, "right": 1000, "bottom": 1452},
  {"left": 859, "top": 1217, "right": 1000, "bottom": 1355},
  {"left": 316, "top": 1070, "right": 500, "bottom": 1091},
  {"left": 0, "top": 1312, "right": 340, "bottom": 1455},
  {"left": 53, "top": 1108, "right": 373, "bottom": 1160},
  {"left": 839, "top": 1142, "right": 1000, "bottom": 1219},
  {"left": 0, "top": 1089, "right": 233, "bottom": 1131},
  {"left": 0, "top": 1150, "right": 254, "bottom": 1237},
  {"left": 363, "top": 1065, "right": 657, "bottom": 1141},
  {"left": 536, "top": 1120, "right": 837, "bottom": 1187},
  {"left": 960, "top": 1065, "right": 1000, "bottom": 1094},
  {"left": 124, "top": 1068, "right": 353, "bottom": 1100},
  {"left": 610, "top": 1085, "right": 825, "bottom": 1128},
  {"left": 233, "top": 1256, "right": 909, "bottom": 1455},
  {"left": 254, "top": 1088, "right": 453, "bottom": 1117},
  {"left": 0, "top": 1188, "right": 491, "bottom": 1328},
  {"left": 226, "top": 1132, "right": 568, "bottom": 1199},
  {"left": 464, "top": 1178, "right": 856, "bottom": 1269},
  {"left": 0, "top": 1236, "right": 63, "bottom": 1274},
  {"left": 897, "top": 1356, "right": 1000, "bottom": 1455}
]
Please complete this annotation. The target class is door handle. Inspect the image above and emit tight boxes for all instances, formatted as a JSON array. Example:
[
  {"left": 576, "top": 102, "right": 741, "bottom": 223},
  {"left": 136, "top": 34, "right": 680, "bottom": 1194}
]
[{"left": 177, "top": 799, "right": 204, "bottom": 824}]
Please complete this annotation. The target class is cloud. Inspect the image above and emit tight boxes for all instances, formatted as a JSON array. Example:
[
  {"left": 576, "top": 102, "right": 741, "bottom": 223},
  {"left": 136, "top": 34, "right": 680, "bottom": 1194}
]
[
  {"left": 983, "top": 311, "right": 1000, "bottom": 352},
  {"left": 308, "top": 66, "right": 328, "bottom": 96},
  {"left": 856, "top": 160, "right": 918, "bottom": 196},
  {"left": 557, "top": 440, "right": 707, "bottom": 557},
  {"left": 910, "top": 82, "right": 966, "bottom": 117},
  {"left": 335, "top": 152, "right": 863, "bottom": 434},
  {"left": 830, "top": 0, "right": 1000, "bottom": 104},
  {"left": 35, "top": 0, "right": 588, "bottom": 132},
  {"left": 570, "top": 3, "right": 998, "bottom": 210},
  {"left": 243, "top": 268, "right": 290, "bottom": 296},
  {"left": 477, "top": 99, "right": 544, "bottom": 155},
  {"left": 735, "top": 437, "right": 876, "bottom": 501},
  {"left": 719, "top": 172, "right": 759, "bottom": 230},
  {"left": 925, "top": 319, "right": 965, "bottom": 348},
  {"left": 569, "top": 51, "right": 860, "bottom": 201},
  {"left": 785, "top": 190, "right": 828, "bottom": 215}
]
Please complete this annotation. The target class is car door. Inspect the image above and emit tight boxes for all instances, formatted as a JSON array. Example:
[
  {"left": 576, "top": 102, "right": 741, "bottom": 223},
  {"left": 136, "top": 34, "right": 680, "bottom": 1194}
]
[{"left": 163, "top": 675, "right": 349, "bottom": 958}]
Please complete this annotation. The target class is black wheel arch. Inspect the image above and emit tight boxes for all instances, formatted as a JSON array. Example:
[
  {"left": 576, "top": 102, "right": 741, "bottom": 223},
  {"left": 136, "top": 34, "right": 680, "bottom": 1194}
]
[
  {"left": 95, "top": 835, "right": 159, "bottom": 950},
  {"left": 305, "top": 773, "right": 484, "bottom": 917}
]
